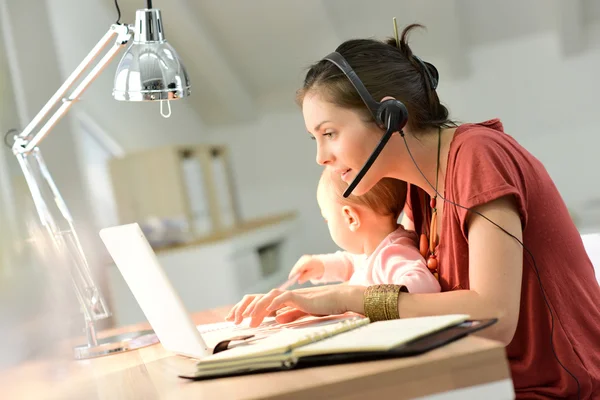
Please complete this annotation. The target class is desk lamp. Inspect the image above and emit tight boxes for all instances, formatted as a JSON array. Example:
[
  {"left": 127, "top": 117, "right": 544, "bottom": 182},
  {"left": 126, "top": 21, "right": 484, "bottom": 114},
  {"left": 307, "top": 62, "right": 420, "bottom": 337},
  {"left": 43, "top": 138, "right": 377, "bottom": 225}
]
[{"left": 4, "top": 0, "right": 190, "bottom": 360}]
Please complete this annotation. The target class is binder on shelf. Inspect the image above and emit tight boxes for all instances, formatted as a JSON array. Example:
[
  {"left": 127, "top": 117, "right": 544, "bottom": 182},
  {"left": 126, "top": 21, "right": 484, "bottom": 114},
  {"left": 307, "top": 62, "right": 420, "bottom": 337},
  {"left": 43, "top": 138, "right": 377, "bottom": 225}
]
[
  {"left": 210, "top": 147, "right": 236, "bottom": 230},
  {"left": 108, "top": 144, "right": 241, "bottom": 245},
  {"left": 180, "top": 150, "right": 213, "bottom": 236}
]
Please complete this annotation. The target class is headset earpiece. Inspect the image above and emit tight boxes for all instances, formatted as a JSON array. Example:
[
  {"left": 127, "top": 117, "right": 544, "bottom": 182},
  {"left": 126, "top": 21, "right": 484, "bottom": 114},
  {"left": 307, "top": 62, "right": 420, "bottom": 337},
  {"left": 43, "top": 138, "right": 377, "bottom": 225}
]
[{"left": 376, "top": 99, "right": 408, "bottom": 132}]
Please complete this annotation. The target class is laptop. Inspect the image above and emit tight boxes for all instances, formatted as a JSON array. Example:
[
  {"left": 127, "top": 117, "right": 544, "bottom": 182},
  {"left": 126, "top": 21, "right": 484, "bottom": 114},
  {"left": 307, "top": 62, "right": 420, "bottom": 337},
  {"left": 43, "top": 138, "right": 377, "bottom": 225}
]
[
  {"left": 99, "top": 223, "right": 240, "bottom": 359},
  {"left": 99, "top": 223, "right": 355, "bottom": 359}
]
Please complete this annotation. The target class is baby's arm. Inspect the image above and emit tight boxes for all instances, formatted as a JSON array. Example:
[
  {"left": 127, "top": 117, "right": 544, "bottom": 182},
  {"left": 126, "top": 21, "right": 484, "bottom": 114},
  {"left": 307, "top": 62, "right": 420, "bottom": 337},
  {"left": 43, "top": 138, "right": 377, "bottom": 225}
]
[
  {"left": 310, "top": 251, "right": 355, "bottom": 284},
  {"left": 376, "top": 238, "right": 441, "bottom": 293}
]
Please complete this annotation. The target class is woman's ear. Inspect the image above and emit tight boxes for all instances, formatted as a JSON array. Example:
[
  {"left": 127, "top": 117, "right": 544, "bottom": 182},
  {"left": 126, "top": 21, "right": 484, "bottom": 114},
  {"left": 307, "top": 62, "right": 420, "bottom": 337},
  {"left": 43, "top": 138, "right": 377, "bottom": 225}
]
[
  {"left": 342, "top": 206, "right": 361, "bottom": 232},
  {"left": 379, "top": 95, "right": 397, "bottom": 102}
]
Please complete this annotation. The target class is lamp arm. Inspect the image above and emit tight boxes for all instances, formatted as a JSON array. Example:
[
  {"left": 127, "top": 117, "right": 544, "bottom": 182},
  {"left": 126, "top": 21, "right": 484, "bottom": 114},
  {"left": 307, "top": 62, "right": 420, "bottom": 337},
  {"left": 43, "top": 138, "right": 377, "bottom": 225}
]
[
  {"left": 5, "top": 23, "right": 156, "bottom": 359},
  {"left": 12, "top": 23, "right": 132, "bottom": 155}
]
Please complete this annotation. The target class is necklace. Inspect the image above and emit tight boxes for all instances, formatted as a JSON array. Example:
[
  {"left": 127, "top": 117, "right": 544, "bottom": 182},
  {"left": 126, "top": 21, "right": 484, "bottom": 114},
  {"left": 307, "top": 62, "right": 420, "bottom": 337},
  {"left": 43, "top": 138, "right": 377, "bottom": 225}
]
[{"left": 419, "top": 127, "right": 442, "bottom": 280}]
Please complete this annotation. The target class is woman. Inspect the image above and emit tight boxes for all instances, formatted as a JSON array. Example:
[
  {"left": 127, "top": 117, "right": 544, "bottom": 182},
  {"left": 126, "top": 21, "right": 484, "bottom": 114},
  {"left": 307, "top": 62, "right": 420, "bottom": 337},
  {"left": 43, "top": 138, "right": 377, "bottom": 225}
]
[{"left": 227, "top": 24, "right": 600, "bottom": 398}]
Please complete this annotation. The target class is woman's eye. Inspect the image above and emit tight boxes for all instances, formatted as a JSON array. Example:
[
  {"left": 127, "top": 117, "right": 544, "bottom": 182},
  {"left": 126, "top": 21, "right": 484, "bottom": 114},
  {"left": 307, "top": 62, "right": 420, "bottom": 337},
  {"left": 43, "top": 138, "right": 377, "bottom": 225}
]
[{"left": 323, "top": 132, "right": 334, "bottom": 138}]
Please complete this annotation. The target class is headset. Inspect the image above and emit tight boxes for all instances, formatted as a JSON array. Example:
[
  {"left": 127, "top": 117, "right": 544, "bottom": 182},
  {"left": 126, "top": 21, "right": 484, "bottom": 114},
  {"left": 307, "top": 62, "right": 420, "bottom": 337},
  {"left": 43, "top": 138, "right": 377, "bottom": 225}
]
[{"left": 322, "top": 51, "right": 581, "bottom": 399}]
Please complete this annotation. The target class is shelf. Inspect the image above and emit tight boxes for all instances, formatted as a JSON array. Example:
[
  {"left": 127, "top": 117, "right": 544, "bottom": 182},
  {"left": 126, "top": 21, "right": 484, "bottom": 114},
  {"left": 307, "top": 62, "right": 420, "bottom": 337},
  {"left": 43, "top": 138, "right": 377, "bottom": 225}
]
[{"left": 154, "top": 211, "right": 298, "bottom": 254}]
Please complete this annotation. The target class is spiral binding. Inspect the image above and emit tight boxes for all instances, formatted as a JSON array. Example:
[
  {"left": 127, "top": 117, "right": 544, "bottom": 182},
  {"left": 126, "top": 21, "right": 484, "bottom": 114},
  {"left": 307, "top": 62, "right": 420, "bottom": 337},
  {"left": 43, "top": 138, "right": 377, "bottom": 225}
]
[{"left": 300, "top": 317, "right": 370, "bottom": 345}]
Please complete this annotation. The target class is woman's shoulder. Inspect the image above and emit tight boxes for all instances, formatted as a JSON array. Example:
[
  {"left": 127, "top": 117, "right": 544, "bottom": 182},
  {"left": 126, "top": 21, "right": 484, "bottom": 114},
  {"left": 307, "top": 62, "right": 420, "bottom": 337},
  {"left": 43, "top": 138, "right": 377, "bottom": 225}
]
[
  {"left": 447, "top": 118, "right": 538, "bottom": 228},
  {"left": 456, "top": 118, "right": 505, "bottom": 134},
  {"left": 452, "top": 118, "right": 517, "bottom": 150},
  {"left": 449, "top": 118, "right": 537, "bottom": 174}
]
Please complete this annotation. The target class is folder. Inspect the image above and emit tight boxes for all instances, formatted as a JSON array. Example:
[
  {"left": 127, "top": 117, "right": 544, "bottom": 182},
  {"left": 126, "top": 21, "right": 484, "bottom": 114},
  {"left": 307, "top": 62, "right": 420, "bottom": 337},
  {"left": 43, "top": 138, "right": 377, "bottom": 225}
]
[
  {"left": 180, "top": 154, "right": 212, "bottom": 235},
  {"left": 180, "top": 314, "right": 496, "bottom": 380},
  {"left": 210, "top": 150, "right": 236, "bottom": 229}
]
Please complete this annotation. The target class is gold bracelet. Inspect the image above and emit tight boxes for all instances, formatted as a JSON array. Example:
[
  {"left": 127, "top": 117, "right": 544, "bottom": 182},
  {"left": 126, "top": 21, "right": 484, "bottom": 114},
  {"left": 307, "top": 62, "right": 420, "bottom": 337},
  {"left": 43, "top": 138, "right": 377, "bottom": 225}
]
[{"left": 363, "top": 284, "right": 407, "bottom": 322}]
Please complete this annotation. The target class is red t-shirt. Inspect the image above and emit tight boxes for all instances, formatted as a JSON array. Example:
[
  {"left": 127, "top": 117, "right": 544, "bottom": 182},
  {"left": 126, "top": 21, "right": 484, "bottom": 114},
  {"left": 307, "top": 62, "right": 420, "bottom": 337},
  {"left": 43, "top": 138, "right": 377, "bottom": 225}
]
[{"left": 406, "top": 119, "right": 600, "bottom": 399}]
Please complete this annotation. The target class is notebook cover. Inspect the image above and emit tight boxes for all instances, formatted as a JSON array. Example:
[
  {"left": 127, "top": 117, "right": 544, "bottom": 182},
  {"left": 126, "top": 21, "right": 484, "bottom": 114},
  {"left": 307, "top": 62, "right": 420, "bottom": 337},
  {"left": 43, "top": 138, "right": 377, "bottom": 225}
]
[
  {"left": 294, "top": 318, "right": 497, "bottom": 368},
  {"left": 179, "top": 318, "right": 496, "bottom": 381}
]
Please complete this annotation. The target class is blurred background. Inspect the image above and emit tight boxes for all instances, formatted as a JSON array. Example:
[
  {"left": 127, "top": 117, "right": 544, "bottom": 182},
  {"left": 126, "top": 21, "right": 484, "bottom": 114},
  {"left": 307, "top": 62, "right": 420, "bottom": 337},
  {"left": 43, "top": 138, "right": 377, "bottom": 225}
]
[{"left": 1, "top": 0, "right": 599, "bottom": 385}]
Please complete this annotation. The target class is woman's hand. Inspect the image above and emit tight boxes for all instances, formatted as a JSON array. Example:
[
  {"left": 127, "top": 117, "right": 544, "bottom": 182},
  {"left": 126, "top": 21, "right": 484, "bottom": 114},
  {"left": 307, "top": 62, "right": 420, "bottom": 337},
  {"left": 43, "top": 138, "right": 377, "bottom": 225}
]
[
  {"left": 225, "top": 293, "right": 274, "bottom": 324},
  {"left": 225, "top": 284, "right": 347, "bottom": 324},
  {"left": 288, "top": 255, "right": 325, "bottom": 284},
  {"left": 244, "top": 285, "right": 367, "bottom": 328}
]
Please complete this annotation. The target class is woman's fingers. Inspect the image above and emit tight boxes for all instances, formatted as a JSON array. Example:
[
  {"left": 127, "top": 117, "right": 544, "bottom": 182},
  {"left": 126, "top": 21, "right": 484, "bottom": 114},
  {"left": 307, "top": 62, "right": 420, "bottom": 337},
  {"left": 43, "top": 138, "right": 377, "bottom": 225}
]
[
  {"left": 227, "top": 289, "right": 314, "bottom": 326},
  {"left": 275, "top": 308, "right": 309, "bottom": 324},
  {"left": 251, "top": 291, "right": 313, "bottom": 327},
  {"left": 242, "top": 295, "right": 264, "bottom": 318},
  {"left": 275, "top": 306, "right": 294, "bottom": 315},
  {"left": 231, "top": 285, "right": 361, "bottom": 326},
  {"left": 249, "top": 289, "right": 288, "bottom": 327},
  {"left": 233, "top": 294, "right": 260, "bottom": 324},
  {"left": 225, "top": 302, "right": 241, "bottom": 321},
  {"left": 266, "top": 291, "right": 297, "bottom": 312}
]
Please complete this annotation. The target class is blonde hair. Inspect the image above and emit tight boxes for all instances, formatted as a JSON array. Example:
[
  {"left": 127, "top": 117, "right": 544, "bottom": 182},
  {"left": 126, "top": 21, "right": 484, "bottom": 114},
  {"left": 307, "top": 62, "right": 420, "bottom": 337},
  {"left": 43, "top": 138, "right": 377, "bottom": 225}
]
[{"left": 319, "top": 169, "right": 407, "bottom": 220}]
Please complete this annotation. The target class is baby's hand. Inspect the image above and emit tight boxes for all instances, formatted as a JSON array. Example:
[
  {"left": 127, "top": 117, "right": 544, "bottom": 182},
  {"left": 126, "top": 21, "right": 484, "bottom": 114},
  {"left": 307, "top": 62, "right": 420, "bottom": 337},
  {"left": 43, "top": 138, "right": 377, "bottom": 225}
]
[{"left": 289, "top": 255, "right": 325, "bottom": 284}]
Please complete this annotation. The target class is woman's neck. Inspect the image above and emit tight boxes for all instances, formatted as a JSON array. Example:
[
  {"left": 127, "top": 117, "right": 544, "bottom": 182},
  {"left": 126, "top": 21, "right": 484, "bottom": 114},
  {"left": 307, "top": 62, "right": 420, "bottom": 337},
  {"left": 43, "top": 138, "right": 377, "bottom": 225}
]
[{"left": 388, "top": 127, "right": 456, "bottom": 198}]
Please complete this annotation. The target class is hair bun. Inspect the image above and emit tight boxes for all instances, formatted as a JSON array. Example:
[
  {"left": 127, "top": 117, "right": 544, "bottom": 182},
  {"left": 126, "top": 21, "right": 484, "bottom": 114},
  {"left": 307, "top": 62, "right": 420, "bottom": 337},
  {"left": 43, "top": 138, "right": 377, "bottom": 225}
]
[{"left": 386, "top": 23, "right": 424, "bottom": 59}]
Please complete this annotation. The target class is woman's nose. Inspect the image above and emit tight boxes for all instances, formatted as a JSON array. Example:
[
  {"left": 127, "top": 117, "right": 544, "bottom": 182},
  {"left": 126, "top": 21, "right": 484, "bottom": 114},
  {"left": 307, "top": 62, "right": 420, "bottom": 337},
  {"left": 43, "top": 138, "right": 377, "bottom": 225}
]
[{"left": 316, "top": 144, "right": 331, "bottom": 166}]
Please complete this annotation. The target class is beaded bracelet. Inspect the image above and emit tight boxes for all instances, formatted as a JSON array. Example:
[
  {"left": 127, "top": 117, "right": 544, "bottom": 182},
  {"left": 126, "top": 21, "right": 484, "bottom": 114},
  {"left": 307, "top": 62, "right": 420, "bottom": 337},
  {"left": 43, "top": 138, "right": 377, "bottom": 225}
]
[{"left": 363, "top": 284, "right": 408, "bottom": 322}]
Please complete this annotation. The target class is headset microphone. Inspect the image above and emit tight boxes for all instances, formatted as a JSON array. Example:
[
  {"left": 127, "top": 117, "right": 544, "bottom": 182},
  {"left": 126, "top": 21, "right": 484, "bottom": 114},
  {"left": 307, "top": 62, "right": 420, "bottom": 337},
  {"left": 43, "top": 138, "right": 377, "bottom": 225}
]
[{"left": 343, "top": 103, "right": 405, "bottom": 197}]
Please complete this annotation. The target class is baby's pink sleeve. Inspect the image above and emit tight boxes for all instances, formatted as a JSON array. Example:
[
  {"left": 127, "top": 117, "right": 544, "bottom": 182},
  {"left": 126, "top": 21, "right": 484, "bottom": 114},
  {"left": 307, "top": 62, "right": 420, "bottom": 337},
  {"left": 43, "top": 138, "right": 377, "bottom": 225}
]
[
  {"left": 376, "top": 238, "right": 441, "bottom": 293},
  {"left": 311, "top": 251, "right": 355, "bottom": 284}
]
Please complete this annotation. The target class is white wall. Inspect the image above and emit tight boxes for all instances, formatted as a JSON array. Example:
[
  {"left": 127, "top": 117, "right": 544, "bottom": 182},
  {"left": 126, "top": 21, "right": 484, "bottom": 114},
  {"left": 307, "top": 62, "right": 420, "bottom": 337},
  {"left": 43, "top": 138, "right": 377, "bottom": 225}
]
[
  {"left": 207, "top": 24, "right": 600, "bottom": 259},
  {"left": 208, "top": 112, "right": 334, "bottom": 255},
  {"left": 0, "top": 12, "right": 21, "bottom": 270},
  {"left": 441, "top": 25, "right": 600, "bottom": 229}
]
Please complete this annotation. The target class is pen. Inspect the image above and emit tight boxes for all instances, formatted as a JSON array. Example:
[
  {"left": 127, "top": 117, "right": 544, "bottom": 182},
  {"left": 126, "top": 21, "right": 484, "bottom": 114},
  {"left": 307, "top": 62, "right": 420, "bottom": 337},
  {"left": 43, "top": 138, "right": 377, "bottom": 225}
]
[{"left": 278, "top": 272, "right": 301, "bottom": 291}]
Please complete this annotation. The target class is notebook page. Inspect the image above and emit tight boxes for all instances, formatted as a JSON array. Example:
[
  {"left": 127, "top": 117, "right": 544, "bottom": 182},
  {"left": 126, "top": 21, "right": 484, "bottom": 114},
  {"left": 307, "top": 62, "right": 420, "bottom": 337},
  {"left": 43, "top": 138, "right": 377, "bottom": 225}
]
[
  {"left": 293, "top": 314, "right": 469, "bottom": 357},
  {"left": 197, "top": 314, "right": 359, "bottom": 349},
  {"left": 196, "top": 317, "right": 369, "bottom": 367},
  {"left": 196, "top": 317, "right": 277, "bottom": 334}
]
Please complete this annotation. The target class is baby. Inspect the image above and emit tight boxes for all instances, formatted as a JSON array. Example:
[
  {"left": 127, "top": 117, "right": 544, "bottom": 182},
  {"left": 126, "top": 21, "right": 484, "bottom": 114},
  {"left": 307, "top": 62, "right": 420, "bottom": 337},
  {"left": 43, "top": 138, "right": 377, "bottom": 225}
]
[{"left": 290, "top": 168, "right": 440, "bottom": 293}]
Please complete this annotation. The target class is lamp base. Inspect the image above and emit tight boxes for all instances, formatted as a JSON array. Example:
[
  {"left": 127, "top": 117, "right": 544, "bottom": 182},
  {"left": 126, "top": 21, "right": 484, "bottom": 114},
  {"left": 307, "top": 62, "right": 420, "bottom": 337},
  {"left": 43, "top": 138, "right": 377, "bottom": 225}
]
[{"left": 73, "top": 329, "right": 158, "bottom": 360}]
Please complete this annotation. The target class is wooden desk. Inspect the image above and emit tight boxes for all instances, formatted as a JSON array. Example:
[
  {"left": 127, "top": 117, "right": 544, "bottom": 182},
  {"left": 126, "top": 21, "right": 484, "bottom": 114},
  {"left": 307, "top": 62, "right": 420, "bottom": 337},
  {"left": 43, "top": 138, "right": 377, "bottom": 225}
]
[{"left": 1, "top": 307, "right": 515, "bottom": 400}]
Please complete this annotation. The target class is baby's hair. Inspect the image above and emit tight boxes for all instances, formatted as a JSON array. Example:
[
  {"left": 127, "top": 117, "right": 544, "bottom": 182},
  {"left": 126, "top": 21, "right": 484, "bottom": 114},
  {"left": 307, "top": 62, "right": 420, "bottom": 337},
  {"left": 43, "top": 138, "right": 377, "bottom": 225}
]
[{"left": 319, "top": 168, "right": 407, "bottom": 221}]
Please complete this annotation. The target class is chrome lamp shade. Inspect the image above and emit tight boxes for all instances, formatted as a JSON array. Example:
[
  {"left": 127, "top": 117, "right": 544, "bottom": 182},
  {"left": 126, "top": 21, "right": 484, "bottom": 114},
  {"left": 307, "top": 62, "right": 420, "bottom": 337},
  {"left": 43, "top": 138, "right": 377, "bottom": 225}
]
[{"left": 113, "top": 8, "right": 191, "bottom": 101}]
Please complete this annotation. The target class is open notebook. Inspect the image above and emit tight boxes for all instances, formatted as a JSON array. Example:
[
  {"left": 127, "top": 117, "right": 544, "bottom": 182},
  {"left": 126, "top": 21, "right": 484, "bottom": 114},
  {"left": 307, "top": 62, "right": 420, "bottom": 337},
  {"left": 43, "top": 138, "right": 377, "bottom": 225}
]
[
  {"left": 181, "top": 314, "right": 496, "bottom": 380},
  {"left": 196, "top": 313, "right": 363, "bottom": 352}
]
